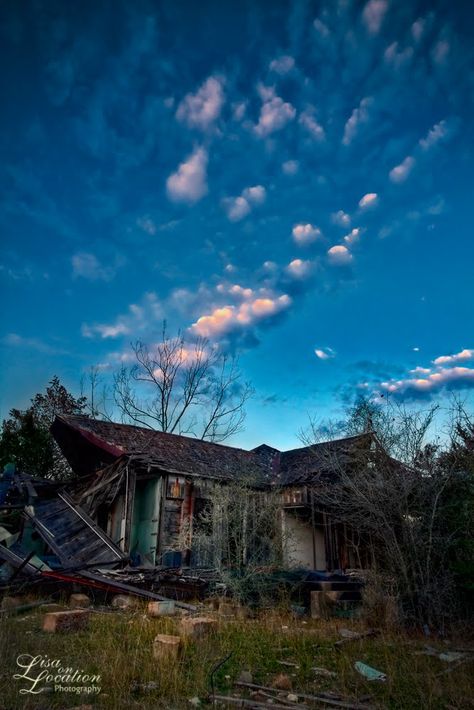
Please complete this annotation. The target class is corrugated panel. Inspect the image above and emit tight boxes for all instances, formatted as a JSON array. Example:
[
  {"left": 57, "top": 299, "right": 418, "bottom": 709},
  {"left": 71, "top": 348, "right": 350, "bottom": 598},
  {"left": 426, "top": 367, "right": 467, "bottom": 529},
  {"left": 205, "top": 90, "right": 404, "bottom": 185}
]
[{"left": 25, "top": 492, "right": 127, "bottom": 567}]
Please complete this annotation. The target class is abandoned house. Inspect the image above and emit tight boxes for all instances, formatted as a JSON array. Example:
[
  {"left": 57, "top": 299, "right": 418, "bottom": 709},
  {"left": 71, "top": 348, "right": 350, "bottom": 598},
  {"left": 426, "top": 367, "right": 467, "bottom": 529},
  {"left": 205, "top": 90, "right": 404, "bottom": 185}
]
[{"left": 50, "top": 415, "right": 372, "bottom": 573}]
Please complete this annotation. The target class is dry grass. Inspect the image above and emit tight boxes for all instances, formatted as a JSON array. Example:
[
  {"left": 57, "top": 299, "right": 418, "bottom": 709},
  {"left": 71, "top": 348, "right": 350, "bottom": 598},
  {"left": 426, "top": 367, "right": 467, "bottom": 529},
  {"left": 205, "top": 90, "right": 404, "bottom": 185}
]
[{"left": 0, "top": 599, "right": 473, "bottom": 709}]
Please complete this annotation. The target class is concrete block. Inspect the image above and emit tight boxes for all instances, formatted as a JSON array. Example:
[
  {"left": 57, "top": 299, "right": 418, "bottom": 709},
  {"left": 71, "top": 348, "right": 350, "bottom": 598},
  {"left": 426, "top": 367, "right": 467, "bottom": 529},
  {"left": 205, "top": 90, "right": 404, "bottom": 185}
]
[
  {"left": 147, "top": 600, "right": 176, "bottom": 617},
  {"left": 1, "top": 596, "right": 22, "bottom": 611},
  {"left": 180, "top": 616, "right": 218, "bottom": 639},
  {"left": 69, "top": 593, "right": 91, "bottom": 609},
  {"left": 43, "top": 609, "right": 90, "bottom": 633},
  {"left": 310, "top": 591, "right": 333, "bottom": 620},
  {"left": 153, "top": 633, "right": 181, "bottom": 662}
]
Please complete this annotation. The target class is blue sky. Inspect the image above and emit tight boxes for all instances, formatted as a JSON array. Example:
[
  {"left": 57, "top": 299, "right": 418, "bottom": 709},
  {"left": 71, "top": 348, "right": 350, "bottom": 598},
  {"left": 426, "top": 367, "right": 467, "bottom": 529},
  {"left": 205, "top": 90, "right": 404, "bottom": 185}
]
[{"left": 1, "top": 0, "right": 473, "bottom": 449}]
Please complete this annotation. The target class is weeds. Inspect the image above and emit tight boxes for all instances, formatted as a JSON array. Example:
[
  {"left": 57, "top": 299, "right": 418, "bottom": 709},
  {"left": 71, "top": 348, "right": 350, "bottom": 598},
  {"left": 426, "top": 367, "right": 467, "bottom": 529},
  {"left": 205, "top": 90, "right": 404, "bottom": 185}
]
[{"left": 0, "top": 601, "right": 473, "bottom": 709}]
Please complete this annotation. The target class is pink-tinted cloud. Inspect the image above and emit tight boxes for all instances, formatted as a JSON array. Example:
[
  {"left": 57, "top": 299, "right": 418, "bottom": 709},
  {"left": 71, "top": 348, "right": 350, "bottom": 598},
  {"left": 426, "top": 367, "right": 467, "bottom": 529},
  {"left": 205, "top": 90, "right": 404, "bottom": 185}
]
[
  {"left": 327, "top": 245, "right": 353, "bottom": 265},
  {"left": 362, "top": 0, "right": 388, "bottom": 34},
  {"left": 299, "top": 110, "right": 325, "bottom": 141},
  {"left": 379, "top": 367, "right": 474, "bottom": 397},
  {"left": 389, "top": 156, "right": 415, "bottom": 183},
  {"left": 332, "top": 210, "right": 351, "bottom": 228},
  {"left": 166, "top": 147, "right": 208, "bottom": 204},
  {"left": 269, "top": 55, "right": 295, "bottom": 74},
  {"left": 433, "top": 348, "right": 474, "bottom": 366},
  {"left": 419, "top": 120, "right": 450, "bottom": 151},
  {"left": 286, "top": 258, "right": 313, "bottom": 279},
  {"left": 315, "top": 347, "right": 336, "bottom": 360},
  {"left": 176, "top": 76, "right": 224, "bottom": 130},
  {"left": 254, "top": 85, "right": 296, "bottom": 137},
  {"left": 292, "top": 223, "right": 322, "bottom": 246},
  {"left": 359, "top": 192, "right": 378, "bottom": 209},
  {"left": 190, "top": 293, "right": 291, "bottom": 338},
  {"left": 343, "top": 97, "right": 372, "bottom": 145},
  {"left": 344, "top": 228, "right": 362, "bottom": 245},
  {"left": 222, "top": 184, "right": 266, "bottom": 221}
]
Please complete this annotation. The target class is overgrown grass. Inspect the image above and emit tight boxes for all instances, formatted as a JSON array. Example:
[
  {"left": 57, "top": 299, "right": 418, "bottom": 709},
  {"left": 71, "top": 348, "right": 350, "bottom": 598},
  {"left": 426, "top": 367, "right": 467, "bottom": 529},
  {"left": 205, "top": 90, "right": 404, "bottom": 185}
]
[{"left": 0, "top": 599, "right": 473, "bottom": 709}]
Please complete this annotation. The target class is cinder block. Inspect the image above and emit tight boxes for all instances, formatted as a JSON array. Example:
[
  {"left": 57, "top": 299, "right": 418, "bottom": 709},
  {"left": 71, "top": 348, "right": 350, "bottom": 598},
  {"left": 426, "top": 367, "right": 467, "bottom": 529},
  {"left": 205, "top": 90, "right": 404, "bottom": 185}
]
[
  {"left": 43, "top": 609, "right": 90, "bottom": 633},
  {"left": 153, "top": 633, "right": 181, "bottom": 662},
  {"left": 180, "top": 616, "right": 218, "bottom": 638},
  {"left": 69, "top": 593, "right": 91, "bottom": 609},
  {"left": 147, "top": 600, "right": 176, "bottom": 617}
]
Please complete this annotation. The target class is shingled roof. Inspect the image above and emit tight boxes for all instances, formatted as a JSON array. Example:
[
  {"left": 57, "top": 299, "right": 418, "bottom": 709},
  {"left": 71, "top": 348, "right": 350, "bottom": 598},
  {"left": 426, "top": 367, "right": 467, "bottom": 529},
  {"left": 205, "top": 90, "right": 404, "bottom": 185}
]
[{"left": 51, "top": 414, "right": 371, "bottom": 486}]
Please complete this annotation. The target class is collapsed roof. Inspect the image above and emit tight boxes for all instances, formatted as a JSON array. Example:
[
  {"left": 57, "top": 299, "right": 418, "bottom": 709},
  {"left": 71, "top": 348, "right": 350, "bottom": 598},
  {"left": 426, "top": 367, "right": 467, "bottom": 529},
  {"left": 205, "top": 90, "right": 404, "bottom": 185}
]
[{"left": 52, "top": 414, "right": 371, "bottom": 486}]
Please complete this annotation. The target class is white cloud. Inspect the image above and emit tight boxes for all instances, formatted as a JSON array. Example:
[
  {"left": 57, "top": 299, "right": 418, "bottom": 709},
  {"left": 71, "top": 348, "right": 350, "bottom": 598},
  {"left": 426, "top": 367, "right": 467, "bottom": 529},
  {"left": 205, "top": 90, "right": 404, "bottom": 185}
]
[
  {"left": 292, "top": 223, "right": 322, "bottom": 246},
  {"left": 299, "top": 110, "right": 325, "bottom": 141},
  {"left": 432, "top": 40, "right": 450, "bottom": 65},
  {"left": 2, "top": 333, "right": 65, "bottom": 354},
  {"left": 269, "top": 55, "right": 295, "bottom": 74},
  {"left": 176, "top": 76, "right": 224, "bottom": 130},
  {"left": 332, "top": 210, "right": 351, "bottom": 228},
  {"left": 242, "top": 185, "right": 266, "bottom": 204},
  {"left": 389, "top": 156, "right": 415, "bottom": 183},
  {"left": 190, "top": 293, "right": 291, "bottom": 338},
  {"left": 362, "top": 0, "right": 388, "bottom": 34},
  {"left": 419, "top": 120, "right": 449, "bottom": 151},
  {"left": 315, "top": 347, "right": 336, "bottom": 360},
  {"left": 327, "top": 245, "right": 352, "bottom": 265},
  {"left": 232, "top": 101, "right": 247, "bottom": 121},
  {"left": 433, "top": 349, "right": 474, "bottom": 366},
  {"left": 359, "top": 192, "right": 378, "bottom": 209},
  {"left": 286, "top": 258, "right": 313, "bottom": 279},
  {"left": 224, "top": 196, "right": 251, "bottom": 222},
  {"left": 166, "top": 147, "right": 208, "bottom": 204},
  {"left": 384, "top": 42, "right": 414, "bottom": 69},
  {"left": 136, "top": 216, "right": 157, "bottom": 235},
  {"left": 313, "top": 18, "right": 330, "bottom": 37},
  {"left": 411, "top": 18, "right": 425, "bottom": 42},
  {"left": 379, "top": 367, "right": 474, "bottom": 397},
  {"left": 71, "top": 252, "right": 116, "bottom": 281},
  {"left": 82, "top": 292, "right": 162, "bottom": 339},
  {"left": 344, "top": 228, "right": 362, "bottom": 245},
  {"left": 343, "top": 97, "right": 372, "bottom": 145},
  {"left": 282, "top": 160, "right": 299, "bottom": 175},
  {"left": 222, "top": 184, "right": 266, "bottom": 222},
  {"left": 254, "top": 85, "right": 296, "bottom": 138}
]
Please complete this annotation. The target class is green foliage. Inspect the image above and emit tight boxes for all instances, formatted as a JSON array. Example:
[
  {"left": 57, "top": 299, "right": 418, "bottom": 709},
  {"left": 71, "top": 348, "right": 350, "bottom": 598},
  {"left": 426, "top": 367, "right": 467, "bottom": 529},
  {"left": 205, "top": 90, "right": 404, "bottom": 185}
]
[{"left": 0, "top": 376, "right": 87, "bottom": 480}]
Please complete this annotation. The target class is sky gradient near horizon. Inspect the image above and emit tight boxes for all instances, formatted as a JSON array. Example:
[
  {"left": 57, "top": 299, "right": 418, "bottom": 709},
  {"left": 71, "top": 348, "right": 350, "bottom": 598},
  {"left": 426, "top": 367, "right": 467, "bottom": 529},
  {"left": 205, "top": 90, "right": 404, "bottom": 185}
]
[{"left": 1, "top": 0, "right": 473, "bottom": 450}]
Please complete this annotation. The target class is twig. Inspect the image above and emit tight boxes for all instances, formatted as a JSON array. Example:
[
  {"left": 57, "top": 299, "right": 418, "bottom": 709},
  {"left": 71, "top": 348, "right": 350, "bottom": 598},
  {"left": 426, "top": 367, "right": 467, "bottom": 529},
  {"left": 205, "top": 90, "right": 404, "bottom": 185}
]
[
  {"left": 234, "top": 682, "right": 375, "bottom": 709},
  {"left": 211, "top": 695, "right": 304, "bottom": 709}
]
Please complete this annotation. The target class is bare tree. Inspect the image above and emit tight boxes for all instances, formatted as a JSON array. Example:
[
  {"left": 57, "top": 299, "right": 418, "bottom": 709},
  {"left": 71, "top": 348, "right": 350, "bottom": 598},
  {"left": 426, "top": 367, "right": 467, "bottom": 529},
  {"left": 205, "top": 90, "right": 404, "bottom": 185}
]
[
  {"left": 112, "top": 325, "right": 253, "bottom": 442},
  {"left": 80, "top": 366, "right": 114, "bottom": 421},
  {"left": 300, "top": 397, "right": 465, "bottom": 628}
]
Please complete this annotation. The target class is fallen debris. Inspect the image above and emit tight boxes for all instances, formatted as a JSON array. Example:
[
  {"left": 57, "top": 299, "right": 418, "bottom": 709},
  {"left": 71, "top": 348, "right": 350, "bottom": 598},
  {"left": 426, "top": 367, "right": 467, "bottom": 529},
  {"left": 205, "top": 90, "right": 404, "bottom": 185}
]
[
  {"left": 235, "top": 681, "right": 375, "bottom": 709},
  {"left": 147, "top": 600, "right": 176, "bottom": 617},
  {"left": 354, "top": 661, "right": 386, "bottom": 682}
]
